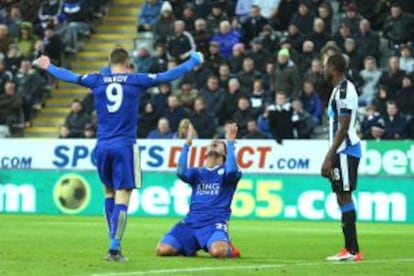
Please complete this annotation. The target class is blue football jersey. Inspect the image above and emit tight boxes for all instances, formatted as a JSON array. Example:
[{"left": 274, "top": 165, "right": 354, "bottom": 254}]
[
  {"left": 78, "top": 73, "right": 159, "bottom": 146},
  {"left": 177, "top": 143, "right": 242, "bottom": 226}
]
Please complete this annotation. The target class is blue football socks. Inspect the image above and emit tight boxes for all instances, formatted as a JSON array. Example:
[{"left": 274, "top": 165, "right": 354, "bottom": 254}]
[{"left": 109, "top": 204, "right": 128, "bottom": 251}]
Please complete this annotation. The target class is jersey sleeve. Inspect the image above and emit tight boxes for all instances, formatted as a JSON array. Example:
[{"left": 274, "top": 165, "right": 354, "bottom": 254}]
[
  {"left": 176, "top": 143, "right": 198, "bottom": 186},
  {"left": 224, "top": 141, "right": 242, "bottom": 185},
  {"left": 338, "top": 82, "right": 358, "bottom": 116},
  {"left": 128, "top": 54, "right": 200, "bottom": 88},
  {"left": 79, "top": 74, "right": 100, "bottom": 89}
]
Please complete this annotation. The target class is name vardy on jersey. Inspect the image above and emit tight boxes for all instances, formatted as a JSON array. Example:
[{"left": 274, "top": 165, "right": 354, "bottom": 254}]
[{"left": 103, "top": 75, "right": 128, "bottom": 83}]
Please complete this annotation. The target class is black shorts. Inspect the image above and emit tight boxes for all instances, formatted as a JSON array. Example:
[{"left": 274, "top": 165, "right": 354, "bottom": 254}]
[{"left": 330, "top": 153, "right": 360, "bottom": 192}]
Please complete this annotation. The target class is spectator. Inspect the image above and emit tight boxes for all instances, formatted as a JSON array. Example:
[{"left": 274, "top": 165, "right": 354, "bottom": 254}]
[
  {"left": 153, "top": 1, "right": 175, "bottom": 44},
  {"left": 138, "top": 102, "right": 159, "bottom": 138},
  {"left": 15, "top": 22, "right": 35, "bottom": 58},
  {"left": 360, "top": 105, "right": 384, "bottom": 139},
  {"left": 304, "top": 58, "right": 331, "bottom": 106},
  {"left": 191, "top": 18, "right": 211, "bottom": 56},
  {"left": 232, "top": 95, "right": 253, "bottom": 136},
  {"left": 222, "top": 78, "right": 243, "bottom": 124},
  {"left": 268, "top": 91, "right": 295, "bottom": 143},
  {"left": 308, "top": 18, "right": 330, "bottom": 52},
  {"left": 181, "top": 63, "right": 211, "bottom": 90},
  {"left": 173, "top": 118, "right": 198, "bottom": 139},
  {"left": 334, "top": 23, "right": 351, "bottom": 52},
  {"left": 339, "top": 3, "right": 364, "bottom": 36},
  {"left": 133, "top": 44, "right": 152, "bottom": 73},
  {"left": 296, "top": 40, "right": 317, "bottom": 74},
  {"left": 259, "top": 24, "right": 279, "bottom": 53},
  {"left": 62, "top": 0, "right": 91, "bottom": 36},
  {"left": 299, "top": 80, "right": 322, "bottom": 125},
  {"left": 166, "top": 20, "right": 196, "bottom": 63},
  {"left": 249, "top": 78, "right": 273, "bottom": 117},
  {"left": 147, "top": 117, "right": 173, "bottom": 139},
  {"left": 182, "top": 4, "right": 196, "bottom": 32},
  {"left": 189, "top": 97, "right": 216, "bottom": 138},
  {"left": 36, "top": 0, "right": 63, "bottom": 35},
  {"left": 344, "top": 38, "right": 364, "bottom": 71},
  {"left": 81, "top": 91, "right": 94, "bottom": 115},
  {"left": 229, "top": 43, "right": 245, "bottom": 73},
  {"left": 383, "top": 100, "right": 408, "bottom": 139},
  {"left": 211, "top": 20, "right": 240, "bottom": 59},
  {"left": 378, "top": 56, "right": 405, "bottom": 96},
  {"left": 275, "top": 0, "right": 299, "bottom": 31},
  {"left": 356, "top": 19, "right": 380, "bottom": 63},
  {"left": 206, "top": 2, "right": 229, "bottom": 34},
  {"left": 237, "top": 57, "right": 262, "bottom": 92},
  {"left": 199, "top": 75, "right": 225, "bottom": 121},
  {"left": 205, "top": 41, "right": 225, "bottom": 75},
  {"left": 137, "top": 0, "right": 162, "bottom": 33},
  {"left": 395, "top": 75, "right": 414, "bottom": 117},
  {"left": 317, "top": 2, "right": 333, "bottom": 34},
  {"left": 383, "top": 2, "right": 414, "bottom": 49},
  {"left": 373, "top": 85, "right": 389, "bottom": 115},
  {"left": 240, "top": 5, "right": 268, "bottom": 45},
  {"left": 15, "top": 59, "right": 47, "bottom": 125},
  {"left": 65, "top": 99, "right": 90, "bottom": 138},
  {"left": 243, "top": 118, "right": 267, "bottom": 139},
  {"left": 255, "top": 0, "right": 280, "bottom": 20},
  {"left": 290, "top": 1, "right": 314, "bottom": 35},
  {"left": 359, "top": 56, "right": 381, "bottom": 105},
  {"left": 162, "top": 95, "right": 188, "bottom": 133},
  {"left": 32, "top": 40, "right": 45, "bottom": 60},
  {"left": 291, "top": 98, "right": 315, "bottom": 138},
  {"left": 193, "top": 0, "right": 211, "bottom": 18},
  {"left": 235, "top": 0, "right": 254, "bottom": 23},
  {"left": 0, "top": 80, "right": 23, "bottom": 127},
  {"left": 257, "top": 108, "right": 271, "bottom": 138},
  {"left": 5, "top": 44, "right": 22, "bottom": 74},
  {"left": 218, "top": 63, "right": 231, "bottom": 89},
  {"left": 43, "top": 25, "right": 63, "bottom": 66},
  {"left": 273, "top": 48, "right": 301, "bottom": 98},
  {"left": 83, "top": 123, "right": 96, "bottom": 138},
  {"left": 245, "top": 37, "right": 271, "bottom": 73},
  {"left": 399, "top": 45, "right": 414, "bottom": 74},
  {"left": 8, "top": 6, "right": 23, "bottom": 39},
  {"left": 149, "top": 42, "right": 168, "bottom": 73},
  {"left": 176, "top": 79, "right": 198, "bottom": 110},
  {"left": 0, "top": 25, "right": 14, "bottom": 54},
  {"left": 58, "top": 124, "right": 74, "bottom": 138},
  {"left": 285, "top": 23, "right": 305, "bottom": 53},
  {"left": 152, "top": 83, "right": 172, "bottom": 115}
]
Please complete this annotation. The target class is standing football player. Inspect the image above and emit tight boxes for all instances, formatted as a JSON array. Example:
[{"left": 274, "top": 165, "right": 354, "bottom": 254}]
[
  {"left": 156, "top": 123, "right": 241, "bottom": 258},
  {"left": 36, "top": 49, "right": 203, "bottom": 261},
  {"left": 321, "top": 53, "right": 362, "bottom": 262}
]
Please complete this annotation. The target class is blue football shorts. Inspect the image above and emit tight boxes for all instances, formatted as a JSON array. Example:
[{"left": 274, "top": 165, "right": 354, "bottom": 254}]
[
  {"left": 95, "top": 143, "right": 141, "bottom": 190},
  {"left": 160, "top": 220, "right": 230, "bottom": 256}
]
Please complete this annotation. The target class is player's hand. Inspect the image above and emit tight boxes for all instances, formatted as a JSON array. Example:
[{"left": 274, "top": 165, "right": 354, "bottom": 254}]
[
  {"left": 185, "top": 124, "right": 194, "bottom": 145},
  {"left": 225, "top": 123, "right": 238, "bottom": 142},
  {"left": 33, "top": 55, "right": 51, "bottom": 70},
  {"left": 321, "top": 156, "right": 332, "bottom": 179},
  {"left": 190, "top": 52, "right": 204, "bottom": 65}
]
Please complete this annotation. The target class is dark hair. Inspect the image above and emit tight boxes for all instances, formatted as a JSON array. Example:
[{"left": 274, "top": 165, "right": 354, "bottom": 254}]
[
  {"left": 276, "top": 90, "right": 287, "bottom": 97},
  {"left": 326, "top": 53, "right": 347, "bottom": 74},
  {"left": 110, "top": 48, "right": 129, "bottom": 65}
]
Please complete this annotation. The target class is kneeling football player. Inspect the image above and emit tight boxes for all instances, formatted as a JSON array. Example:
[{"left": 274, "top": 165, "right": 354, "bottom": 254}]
[{"left": 156, "top": 123, "right": 241, "bottom": 258}]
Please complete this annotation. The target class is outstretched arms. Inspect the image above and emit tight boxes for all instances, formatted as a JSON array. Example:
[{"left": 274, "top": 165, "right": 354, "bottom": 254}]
[
  {"left": 35, "top": 55, "right": 81, "bottom": 84},
  {"left": 138, "top": 52, "right": 204, "bottom": 88}
]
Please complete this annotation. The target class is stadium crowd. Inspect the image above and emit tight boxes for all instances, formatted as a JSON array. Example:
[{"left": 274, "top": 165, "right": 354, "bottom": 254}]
[
  {"left": 0, "top": 0, "right": 110, "bottom": 137},
  {"left": 0, "top": 0, "right": 413, "bottom": 141}
]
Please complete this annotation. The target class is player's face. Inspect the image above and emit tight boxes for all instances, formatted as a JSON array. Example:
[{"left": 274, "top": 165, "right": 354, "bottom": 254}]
[{"left": 207, "top": 140, "right": 226, "bottom": 160}]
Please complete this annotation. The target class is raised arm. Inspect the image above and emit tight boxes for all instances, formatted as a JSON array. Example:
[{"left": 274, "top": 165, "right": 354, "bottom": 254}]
[
  {"left": 176, "top": 125, "right": 198, "bottom": 185},
  {"left": 224, "top": 124, "right": 242, "bottom": 184},
  {"left": 35, "top": 55, "right": 81, "bottom": 83},
  {"left": 138, "top": 52, "right": 203, "bottom": 88}
]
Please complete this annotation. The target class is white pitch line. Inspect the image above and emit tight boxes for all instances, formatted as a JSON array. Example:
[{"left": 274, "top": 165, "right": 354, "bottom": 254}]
[{"left": 91, "top": 258, "right": 414, "bottom": 276}]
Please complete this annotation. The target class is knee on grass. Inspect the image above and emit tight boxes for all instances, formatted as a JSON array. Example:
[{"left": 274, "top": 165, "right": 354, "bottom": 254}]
[
  {"left": 156, "top": 243, "right": 178, "bottom": 256},
  {"left": 209, "top": 242, "right": 230, "bottom": 258}
]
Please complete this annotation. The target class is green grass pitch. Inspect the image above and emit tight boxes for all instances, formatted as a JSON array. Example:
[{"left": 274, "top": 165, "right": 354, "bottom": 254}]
[{"left": 1, "top": 215, "right": 414, "bottom": 276}]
